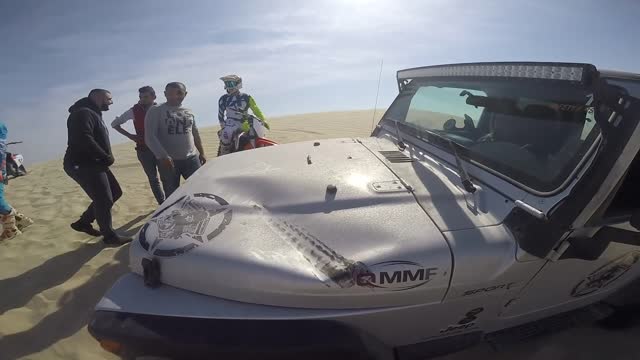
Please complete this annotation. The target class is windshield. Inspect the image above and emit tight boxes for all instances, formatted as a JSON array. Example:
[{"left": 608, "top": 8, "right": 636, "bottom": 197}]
[{"left": 383, "top": 79, "right": 601, "bottom": 192}]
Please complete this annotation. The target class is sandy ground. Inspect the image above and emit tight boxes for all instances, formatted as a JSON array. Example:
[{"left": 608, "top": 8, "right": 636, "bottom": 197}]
[{"left": 0, "top": 109, "right": 637, "bottom": 360}]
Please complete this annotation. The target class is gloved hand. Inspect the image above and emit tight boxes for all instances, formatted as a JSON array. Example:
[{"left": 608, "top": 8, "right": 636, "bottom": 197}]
[{"left": 240, "top": 121, "right": 250, "bottom": 133}]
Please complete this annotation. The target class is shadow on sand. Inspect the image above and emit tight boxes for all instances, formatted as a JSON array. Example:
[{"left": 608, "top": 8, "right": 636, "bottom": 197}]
[
  {"left": 0, "top": 212, "right": 151, "bottom": 360},
  {"left": 0, "top": 212, "right": 150, "bottom": 315}
]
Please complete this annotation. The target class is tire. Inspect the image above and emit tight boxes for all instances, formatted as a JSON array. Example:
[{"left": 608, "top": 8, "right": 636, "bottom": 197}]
[
  {"left": 6, "top": 164, "right": 16, "bottom": 178},
  {"left": 597, "top": 304, "right": 640, "bottom": 329}
]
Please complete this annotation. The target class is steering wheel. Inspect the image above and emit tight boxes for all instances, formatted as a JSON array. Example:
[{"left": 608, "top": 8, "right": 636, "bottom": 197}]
[
  {"left": 443, "top": 118, "right": 457, "bottom": 131},
  {"left": 476, "top": 132, "right": 495, "bottom": 143}
]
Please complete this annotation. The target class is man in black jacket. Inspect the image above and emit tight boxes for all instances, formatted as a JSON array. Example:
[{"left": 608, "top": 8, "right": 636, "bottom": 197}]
[{"left": 63, "top": 89, "right": 130, "bottom": 245}]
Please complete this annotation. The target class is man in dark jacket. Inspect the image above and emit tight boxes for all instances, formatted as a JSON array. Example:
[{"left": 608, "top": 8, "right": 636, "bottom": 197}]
[{"left": 63, "top": 89, "right": 130, "bottom": 245}]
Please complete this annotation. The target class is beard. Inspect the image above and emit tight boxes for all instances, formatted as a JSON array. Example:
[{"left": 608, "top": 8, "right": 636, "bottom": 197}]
[{"left": 100, "top": 104, "right": 110, "bottom": 111}]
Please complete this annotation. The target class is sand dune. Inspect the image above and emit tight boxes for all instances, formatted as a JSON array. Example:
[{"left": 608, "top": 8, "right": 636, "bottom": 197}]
[{"left": 0, "top": 110, "right": 637, "bottom": 360}]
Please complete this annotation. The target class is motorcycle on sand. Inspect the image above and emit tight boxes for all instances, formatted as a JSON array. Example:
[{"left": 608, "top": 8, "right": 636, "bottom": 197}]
[
  {"left": 216, "top": 115, "right": 277, "bottom": 156},
  {"left": 5, "top": 141, "right": 27, "bottom": 181}
]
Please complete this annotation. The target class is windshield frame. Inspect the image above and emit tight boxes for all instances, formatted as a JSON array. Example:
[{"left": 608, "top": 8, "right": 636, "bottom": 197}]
[{"left": 378, "top": 77, "right": 605, "bottom": 195}]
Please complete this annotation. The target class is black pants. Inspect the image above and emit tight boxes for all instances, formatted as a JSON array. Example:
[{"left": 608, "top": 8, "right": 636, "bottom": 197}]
[{"left": 64, "top": 165, "right": 122, "bottom": 237}]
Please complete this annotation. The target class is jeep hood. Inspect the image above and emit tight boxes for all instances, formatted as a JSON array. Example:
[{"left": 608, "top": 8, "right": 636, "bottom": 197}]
[{"left": 129, "top": 138, "right": 453, "bottom": 309}]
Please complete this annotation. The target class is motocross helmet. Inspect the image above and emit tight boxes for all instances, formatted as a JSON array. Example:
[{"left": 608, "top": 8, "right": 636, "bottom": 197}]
[{"left": 220, "top": 75, "right": 242, "bottom": 94}]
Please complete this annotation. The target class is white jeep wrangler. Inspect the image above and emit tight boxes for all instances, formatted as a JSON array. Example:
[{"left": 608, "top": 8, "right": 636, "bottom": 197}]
[{"left": 89, "top": 62, "right": 640, "bottom": 360}]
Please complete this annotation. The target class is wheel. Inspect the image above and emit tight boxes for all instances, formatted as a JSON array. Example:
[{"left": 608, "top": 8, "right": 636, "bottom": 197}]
[
  {"left": 7, "top": 164, "right": 17, "bottom": 178},
  {"left": 597, "top": 304, "right": 640, "bottom": 329}
]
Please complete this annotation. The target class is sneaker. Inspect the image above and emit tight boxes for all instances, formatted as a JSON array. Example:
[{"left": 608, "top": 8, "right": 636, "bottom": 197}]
[
  {"left": 70, "top": 221, "right": 102, "bottom": 237},
  {"left": 103, "top": 234, "right": 132, "bottom": 246}
]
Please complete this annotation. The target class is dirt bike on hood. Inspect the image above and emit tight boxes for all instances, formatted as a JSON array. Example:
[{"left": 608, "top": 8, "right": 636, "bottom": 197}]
[{"left": 216, "top": 115, "right": 277, "bottom": 156}]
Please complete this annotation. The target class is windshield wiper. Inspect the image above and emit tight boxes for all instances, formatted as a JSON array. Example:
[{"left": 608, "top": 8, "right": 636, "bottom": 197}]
[
  {"left": 420, "top": 128, "right": 477, "bottom": 194},
  {"left": 387, "top": 118, "right": 476, "bottom": 193}
]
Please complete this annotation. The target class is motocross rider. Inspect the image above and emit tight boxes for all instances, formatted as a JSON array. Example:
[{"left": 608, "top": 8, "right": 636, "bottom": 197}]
[{"left": 217, "top": 75, "right": 268, "bottom": 155}]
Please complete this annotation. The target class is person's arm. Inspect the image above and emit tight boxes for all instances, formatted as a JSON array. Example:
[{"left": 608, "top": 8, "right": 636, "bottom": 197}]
[
  {"left": 0, "top": 141, "right": 6, "bottom": 184},
  {"left": 248, "top": 96, "right": 269, "bottom": 129},
  {"left": 248, "top": 96, "right": 265, "bottom": 121},
  {"left": 218, "top": 96, "right": 226, "bottom": 128},
  {"left": 192, "top": 121, "right": 206, "bottom": 164},
  {"left": 68, "top": 110, "right": 113, "bottom": 164},
  {"left": 144, "top": 106, "right": 171, "bottom": 166},
  {"left": 111, "top": 107, "right": 138, "bottom": 142},
  {"left": 0, "top": 124, "right": 8, "bottom": 183}
]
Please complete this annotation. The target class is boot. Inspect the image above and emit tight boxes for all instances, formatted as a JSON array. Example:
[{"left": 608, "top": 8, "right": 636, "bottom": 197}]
[
  {"left": 15, "top": 210, "right": 34, "bottom": 231},
  {"left": 70, "top": 219, "right": 101, "bottom": 236},
  {"left": 0, "top": 209, "right": 22, "bottom": 242}
]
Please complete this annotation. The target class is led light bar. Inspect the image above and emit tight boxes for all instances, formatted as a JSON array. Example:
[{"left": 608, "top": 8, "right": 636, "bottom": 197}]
[{"left": 398, "top": 62, "right": 595, "bottom": 83}]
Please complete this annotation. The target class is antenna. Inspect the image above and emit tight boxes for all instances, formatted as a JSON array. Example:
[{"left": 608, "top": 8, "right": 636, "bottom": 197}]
[{"left": 371, "top": 59, "right": 384, "bottom": 131}]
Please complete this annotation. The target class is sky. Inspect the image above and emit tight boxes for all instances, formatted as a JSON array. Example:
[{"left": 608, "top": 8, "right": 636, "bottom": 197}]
[{"left": 0, "top": 0, "right": 638, "bottom": 165}]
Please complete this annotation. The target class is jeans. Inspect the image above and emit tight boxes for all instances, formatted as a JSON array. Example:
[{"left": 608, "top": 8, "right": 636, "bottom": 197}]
[
  {"left": 64, "top": 165, "right": 122, "bottom": 238},
  {"left": 0, "top": 147, "right": 10, "bottom": 215},
  {"left": 137, "top": 147, "right": 166, "bottom": 205},
  {"left": 0, "top": 182, "right": 11, "bottom": 215},
  {"left": 158, "top": 155, "right": 202, "bottom": 197}
]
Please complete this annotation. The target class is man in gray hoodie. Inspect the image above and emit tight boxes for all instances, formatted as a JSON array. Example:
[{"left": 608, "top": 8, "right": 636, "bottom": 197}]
[{"left": 144, "top": 82, "right": 207, "bottom": 197}]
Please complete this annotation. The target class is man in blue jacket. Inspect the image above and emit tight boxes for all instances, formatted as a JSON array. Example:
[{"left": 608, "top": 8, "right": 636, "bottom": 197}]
[{"left": 63, "top": 89, "right": 130, "bottom": 245}]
